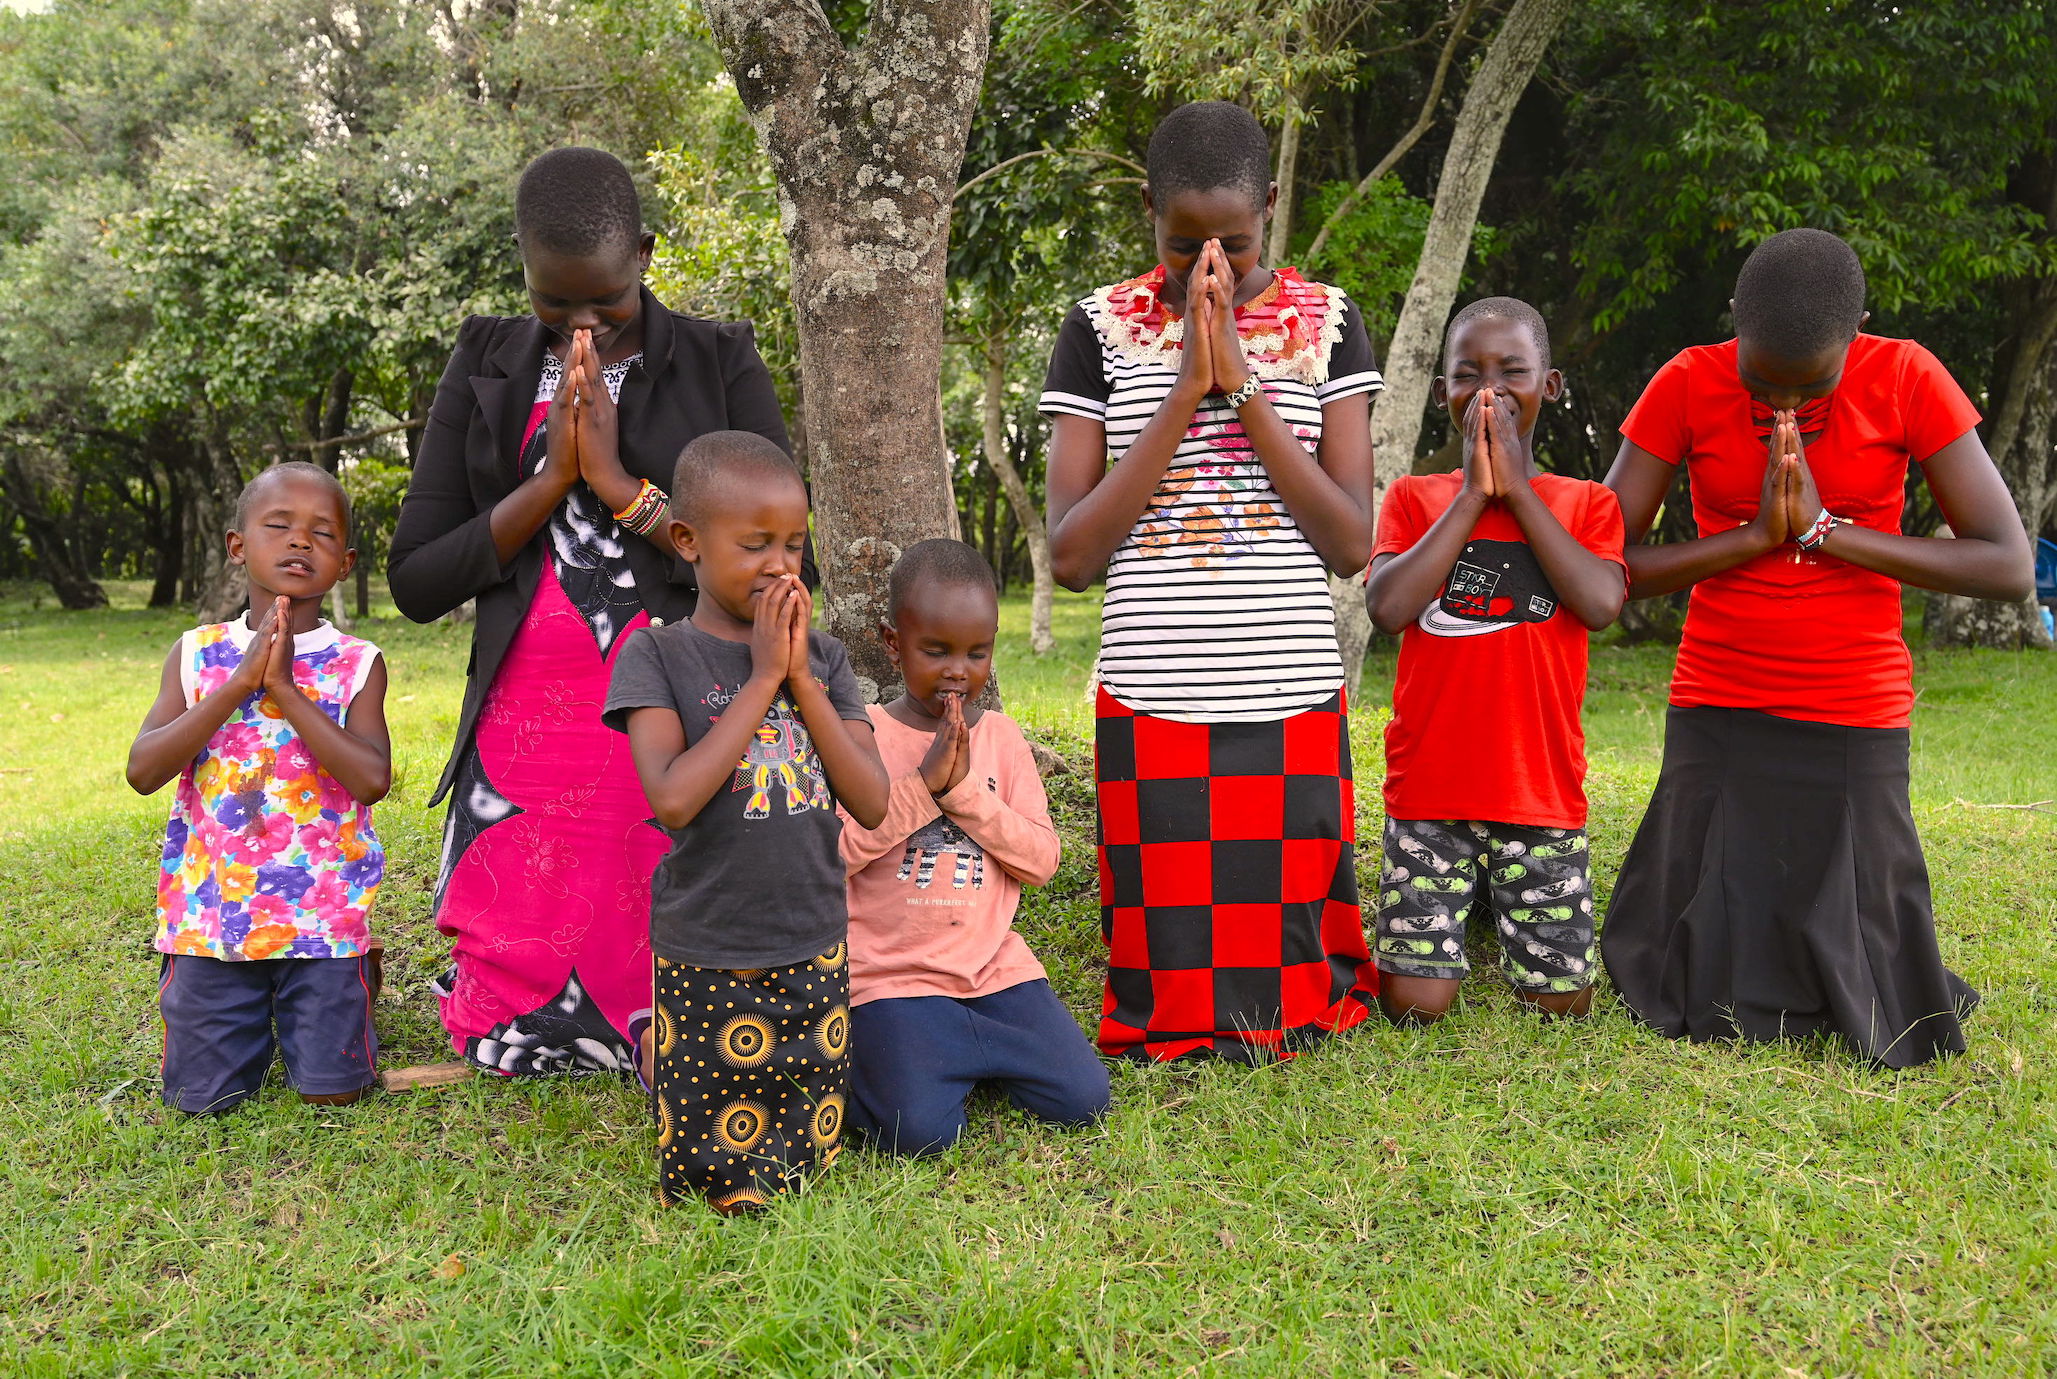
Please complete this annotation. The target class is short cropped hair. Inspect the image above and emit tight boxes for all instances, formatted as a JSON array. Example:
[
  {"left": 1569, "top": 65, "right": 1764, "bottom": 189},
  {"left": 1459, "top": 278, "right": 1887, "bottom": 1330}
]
[
  {"left": 1146, "top": 101, "right": 1272, "bottom": 212},
  {"left": 232, "top": 462, "right": 351, "bottom": 536},
  {"left": 670, "top": 431, "right": 802, "bottom": 525},
  {"left": 1446, "top": 296, "right": 1552, "bottom": 372},
  {"left": 888, "top": 539, "right": 997, "bottom": 619},
  {"left": 1732, "top": 228, "right": 1866, "bottom": 360},
  {"left": 515, "top": 147, "right": 642, "bottom": 258}
]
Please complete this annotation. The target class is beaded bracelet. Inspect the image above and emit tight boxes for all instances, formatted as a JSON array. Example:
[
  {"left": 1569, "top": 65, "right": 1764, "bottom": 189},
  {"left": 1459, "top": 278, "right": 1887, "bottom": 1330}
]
[
  {"left": 614, "top": 479, "right": 671, "bottom": 537},
  {"left": 1795, "top": 508, "right": 1842, "bottom": 551}
]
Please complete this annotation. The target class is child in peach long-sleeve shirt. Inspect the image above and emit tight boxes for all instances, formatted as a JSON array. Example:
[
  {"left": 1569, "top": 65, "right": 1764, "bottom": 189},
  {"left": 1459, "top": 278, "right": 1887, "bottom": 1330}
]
[{"left": 838, "top": 541, "right": 1110, "bottom": 1156}]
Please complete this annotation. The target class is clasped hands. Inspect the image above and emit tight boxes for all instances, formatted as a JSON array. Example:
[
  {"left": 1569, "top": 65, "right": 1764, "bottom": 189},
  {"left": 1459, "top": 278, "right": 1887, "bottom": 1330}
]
[
  {"left": 231, "top": 595, "right": 305, "bottom": 702},
  {"left": 1747, "top": 410, "right": 1825, "bottom": 548},
  {"left": 747, "top": 573, "right": 818, "bottom": 693},
  {"left": 1459, "top": 386, "right": 1531, "bottom": 502},
  {"left": 542, "top": 328, "right": 628, "bottom": 501},
  {"left": 1173, "top": 240, "right": 1256, "bottom": 405},
  {"left": 918, "top": 691, "right": 972, "bottom": 797}
]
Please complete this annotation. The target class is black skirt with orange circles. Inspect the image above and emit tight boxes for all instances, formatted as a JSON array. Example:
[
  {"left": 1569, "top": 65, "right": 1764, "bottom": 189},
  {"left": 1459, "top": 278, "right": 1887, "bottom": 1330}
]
[{"left": 651, "top": 946, "right": 850, "bottom": 1211}]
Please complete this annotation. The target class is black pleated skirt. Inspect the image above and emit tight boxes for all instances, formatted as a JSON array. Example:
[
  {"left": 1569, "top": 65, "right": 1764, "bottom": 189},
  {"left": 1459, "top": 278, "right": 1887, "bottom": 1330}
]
[{"left": 1602, "top": 706, "right": 1977, "bottom": 1068}]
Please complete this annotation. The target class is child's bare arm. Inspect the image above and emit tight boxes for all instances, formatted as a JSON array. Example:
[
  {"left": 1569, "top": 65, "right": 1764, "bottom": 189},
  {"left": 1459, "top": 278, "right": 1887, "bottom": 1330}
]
[
  {"left": 127, "top": 643, "right": 255, "bottom": 794},
  {"left": 126, "top": 609, "right": 289, "bottom": 794},
  {"left": 1365, "top": 403, "right": 1493, "bottom": 633},
  {"left": 266, "top": 649, "right": 394, "bottom": 804},
  {"left": 781, "top": 582, "right": 889, "bottom": 827},
  {"left": 624, "top": 675, "right": 784, "bottom": 831},
  {"left": 793, "top": 690, "right": 887, "bottom": 828},
  {"left": 1485, "top": 396, "right": 1625, "bottom": 630}
]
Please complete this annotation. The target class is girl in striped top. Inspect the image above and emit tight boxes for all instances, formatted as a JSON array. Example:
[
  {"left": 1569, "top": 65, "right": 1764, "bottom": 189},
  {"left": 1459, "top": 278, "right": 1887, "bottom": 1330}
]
[{"left": 1040, "top": 101, "right": 1382, "bottom": 1063}]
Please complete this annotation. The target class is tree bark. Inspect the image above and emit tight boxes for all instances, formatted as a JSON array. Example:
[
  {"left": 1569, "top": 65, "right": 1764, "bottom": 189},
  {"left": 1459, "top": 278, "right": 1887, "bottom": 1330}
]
[
  {"left": 1336, "top": 0, "right": 1574, "bottom": 696},
  {"left": 705, "top": 0, "right": 992, "bottom": 702},
  {"left": 1266, "top": 103, "right": 1302, "bottom": 267},
  {"left": 982, "top": 333, "right": 1055, "bottom": 653}
]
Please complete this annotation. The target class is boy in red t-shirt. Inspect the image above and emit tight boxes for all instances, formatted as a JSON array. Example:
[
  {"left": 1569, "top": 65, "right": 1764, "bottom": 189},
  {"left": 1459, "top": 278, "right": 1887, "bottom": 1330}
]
[{"left": 1363, "top": 298, "right": 1627, "bottom": 1025}]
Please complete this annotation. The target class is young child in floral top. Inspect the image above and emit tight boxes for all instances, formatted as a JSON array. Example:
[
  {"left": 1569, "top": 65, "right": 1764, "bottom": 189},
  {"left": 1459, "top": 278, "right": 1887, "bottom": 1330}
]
[{"left": 128, "top": 462, "right": 392, "bottom": 1113}]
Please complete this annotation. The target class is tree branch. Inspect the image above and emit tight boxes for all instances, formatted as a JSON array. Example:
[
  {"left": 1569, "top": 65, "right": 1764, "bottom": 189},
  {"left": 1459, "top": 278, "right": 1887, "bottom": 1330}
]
[
  {"left": 1305, "top": 0, "right": 1484, "bottom": 264},
  {"left": 953, "top": 147, "right": 1148, "bottom": 202},
  {"left": 264, "top": 417, "right": 424, "bottom": 455}
]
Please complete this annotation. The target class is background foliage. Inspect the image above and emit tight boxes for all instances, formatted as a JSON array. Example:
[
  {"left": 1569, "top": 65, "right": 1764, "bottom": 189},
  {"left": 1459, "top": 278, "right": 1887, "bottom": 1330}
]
[{"left": 1, "top": 0, "right": 2053, "bottom": 623}]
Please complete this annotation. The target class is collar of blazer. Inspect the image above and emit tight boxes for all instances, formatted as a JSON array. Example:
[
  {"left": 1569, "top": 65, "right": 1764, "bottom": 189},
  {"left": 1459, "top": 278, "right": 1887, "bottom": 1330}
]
[{"left": 471, "top": 286, "right": 677, "bottom": 475}]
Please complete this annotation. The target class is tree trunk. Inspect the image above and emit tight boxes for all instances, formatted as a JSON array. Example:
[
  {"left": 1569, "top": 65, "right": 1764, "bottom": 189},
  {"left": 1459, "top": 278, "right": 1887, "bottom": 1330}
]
[
  {"left": 706, "top": 0, "right": 992, "bottom": 703},
  {"left": 982, "top": 333, "right": 1055, "bottom": 653},
  {"left": 1266, "top": 104, "right": 1302, "bottom": 267},
  {"left": 1372, "top": 0, "right": 1574, "bottom": 489},
  {"left": 194, "top": 430, "right": 249, "bottom": 624},
  {"left": 1340, "top": 0, "right": 1574, "bottom": 697},
  {"left": 0, "top": 455, "right": 109, "bottom": 610},
  {"left": 1928, "top": 278, "right": 2057, "bottom": 649}
]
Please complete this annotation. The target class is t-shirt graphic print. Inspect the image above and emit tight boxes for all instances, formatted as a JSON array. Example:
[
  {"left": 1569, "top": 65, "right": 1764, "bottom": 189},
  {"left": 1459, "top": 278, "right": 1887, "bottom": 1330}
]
[
  {"left": 1422, "top": 538, "right": 1560, "bottom": 636},
  {"left": 726, "top": 692, "right": 831, "bottom": 819}
]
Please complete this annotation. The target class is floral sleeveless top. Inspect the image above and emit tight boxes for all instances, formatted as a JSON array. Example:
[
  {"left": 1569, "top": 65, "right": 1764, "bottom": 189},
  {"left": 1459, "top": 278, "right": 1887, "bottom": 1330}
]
[{"left": 155, "top": 619, "right": 384, "bottom": 960}]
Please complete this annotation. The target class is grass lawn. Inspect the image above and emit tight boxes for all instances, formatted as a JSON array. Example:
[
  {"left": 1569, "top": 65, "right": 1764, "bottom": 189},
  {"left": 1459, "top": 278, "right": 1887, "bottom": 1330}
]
[{"left": 2, "top": 579, "right": 2054, "bottom": 1377}]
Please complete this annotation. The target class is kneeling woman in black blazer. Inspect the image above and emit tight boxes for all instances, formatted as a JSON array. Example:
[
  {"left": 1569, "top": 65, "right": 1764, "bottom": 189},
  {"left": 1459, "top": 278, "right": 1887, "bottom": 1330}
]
[{"left": 389, "top": 147, "right": 792, "bottom": 1079}]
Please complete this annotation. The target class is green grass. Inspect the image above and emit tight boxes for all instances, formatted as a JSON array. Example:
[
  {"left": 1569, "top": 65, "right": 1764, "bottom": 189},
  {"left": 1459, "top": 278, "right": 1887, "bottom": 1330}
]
[{"left": 2, "top": 579, "right": 2054, "bottom": 1377}]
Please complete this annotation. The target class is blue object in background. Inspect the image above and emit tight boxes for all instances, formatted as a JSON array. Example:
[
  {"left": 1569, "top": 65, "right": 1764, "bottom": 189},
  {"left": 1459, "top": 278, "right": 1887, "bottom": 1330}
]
[{"left": 2037, "top": 536, "right": 2057, "bottom": 605}]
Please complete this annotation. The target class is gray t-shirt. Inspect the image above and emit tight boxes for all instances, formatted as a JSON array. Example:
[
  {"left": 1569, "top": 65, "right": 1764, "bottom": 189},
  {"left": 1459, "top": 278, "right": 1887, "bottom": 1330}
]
[{"left": 603, "top": 620, "right": 869, "bottom": 969}]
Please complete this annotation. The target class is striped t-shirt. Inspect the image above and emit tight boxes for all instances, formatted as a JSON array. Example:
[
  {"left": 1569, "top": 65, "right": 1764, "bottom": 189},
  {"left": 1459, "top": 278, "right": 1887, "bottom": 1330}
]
[{"left": 1039, "top": 266, "right": 1383, "bottom": 721}]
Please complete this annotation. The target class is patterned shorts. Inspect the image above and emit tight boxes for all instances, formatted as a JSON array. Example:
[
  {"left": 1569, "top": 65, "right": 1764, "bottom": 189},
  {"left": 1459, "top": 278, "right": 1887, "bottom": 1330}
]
[
  {"left": 652, "top": 947, "right": 849, "bottom": 1212},
  {"left": 1373, "top": 819, "right": 1596, "bottom": 993}
]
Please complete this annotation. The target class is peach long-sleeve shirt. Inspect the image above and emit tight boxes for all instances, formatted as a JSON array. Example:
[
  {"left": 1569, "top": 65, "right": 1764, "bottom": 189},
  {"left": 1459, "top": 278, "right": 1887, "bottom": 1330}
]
[{"left": 839, "top": 706, "right": 1060, "bottom": 1005}]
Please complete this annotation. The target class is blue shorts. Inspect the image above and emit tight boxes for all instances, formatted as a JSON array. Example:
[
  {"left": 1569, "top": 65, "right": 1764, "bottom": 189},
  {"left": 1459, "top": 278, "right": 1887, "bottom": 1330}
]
[
  {"left": 848, "top": 978, "right": 1111, "bottom": 1157},
  {"left": 157, "top": 953, "right": 379, "bottom": 1113}
]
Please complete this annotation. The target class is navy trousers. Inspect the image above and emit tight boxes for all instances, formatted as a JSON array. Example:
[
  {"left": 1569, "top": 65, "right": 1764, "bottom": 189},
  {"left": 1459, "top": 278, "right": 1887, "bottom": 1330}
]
[
  {"left": 158, "top": 953, "right": 378, "bottom": 1113},
  {"left": 848, "top": 978, "right": 1111, "bottom": 1157}
]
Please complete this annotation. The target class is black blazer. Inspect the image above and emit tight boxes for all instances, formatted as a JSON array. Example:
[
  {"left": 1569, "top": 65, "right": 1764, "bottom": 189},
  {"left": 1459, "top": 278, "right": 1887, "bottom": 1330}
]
[{"left": 389, "top": 290, "right": 791, "bottom": 803}]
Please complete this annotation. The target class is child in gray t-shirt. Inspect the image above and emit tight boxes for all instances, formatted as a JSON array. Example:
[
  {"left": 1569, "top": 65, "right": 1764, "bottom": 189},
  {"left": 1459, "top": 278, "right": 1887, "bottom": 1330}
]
[{"left": 604, "top": 431, "right": 887, "bottom": 1212}]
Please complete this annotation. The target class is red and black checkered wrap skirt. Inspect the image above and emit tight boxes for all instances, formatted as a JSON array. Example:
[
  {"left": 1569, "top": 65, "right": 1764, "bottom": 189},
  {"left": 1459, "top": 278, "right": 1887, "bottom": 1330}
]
[{"left": 1094, "top": 687, "right": 1376, "bottom": 1063}]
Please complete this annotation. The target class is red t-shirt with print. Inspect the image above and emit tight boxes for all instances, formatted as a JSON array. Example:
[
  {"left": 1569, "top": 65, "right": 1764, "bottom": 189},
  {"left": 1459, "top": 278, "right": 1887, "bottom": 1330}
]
[
  {"left": 1374, "top": 472, "right": 1627, "bottom": 829},
  {"left": 1620, "top": 335, "right": 1981, "bottom": 729}
]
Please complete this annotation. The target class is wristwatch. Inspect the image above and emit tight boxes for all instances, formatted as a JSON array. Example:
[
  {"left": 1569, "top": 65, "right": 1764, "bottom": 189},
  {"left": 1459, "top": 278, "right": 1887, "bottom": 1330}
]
[{"left": 1223, "top": 375, "right": 1262, "bottom": 409}]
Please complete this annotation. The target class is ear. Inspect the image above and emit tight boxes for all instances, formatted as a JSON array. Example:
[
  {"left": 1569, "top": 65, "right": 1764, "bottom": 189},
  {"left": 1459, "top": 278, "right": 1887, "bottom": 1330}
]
[
  {"left": 1262, "top": 181, "right": 1279, "bottom": 220},
  {"left": 636, "top": 231, "right": 656, "bottom": 273},
  {"left": 1854, "top": 310, "right": 1870, "bottom": 335},
  {"left": 1542, "top": 368, "right": 1566, "bottom": 404},
  {"left": 339, "top": 547, "right": 358, "bottom": 580},
  {"left": 1141, "top": 183, "right": 1155, "bottom": 219},
  {"left": 1430, "top": 376, "right": 1450, "bottom": 409},
  {"left": 880, "top": 619, "right": 902, "bottom": 670},
  {"left": 225, "top": 530, "right": 246, "bottom": 567},
  {"left": 666, "top": 516, "right": 699, "bottom": 564}
]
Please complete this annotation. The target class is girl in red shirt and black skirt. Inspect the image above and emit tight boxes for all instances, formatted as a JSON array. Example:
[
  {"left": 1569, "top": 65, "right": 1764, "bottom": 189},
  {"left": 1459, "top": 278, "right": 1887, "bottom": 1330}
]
[{"left": 1602, "top": 229, "right": 2035, "bottom": 1068}]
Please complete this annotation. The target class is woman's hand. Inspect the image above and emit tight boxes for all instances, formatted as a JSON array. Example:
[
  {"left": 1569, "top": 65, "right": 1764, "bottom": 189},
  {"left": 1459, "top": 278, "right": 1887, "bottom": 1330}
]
[
  {"left": 1461, "top": 387, "right": 1498, "bottom": 500},
  {"left": 750, "top": 578, "right": 796, "bottom": 688},
  {"left": 1201, "top": 241, "right": 1250, "bottom": 396},
  {"left": 1174, "top": 258, "right": 1216, "bottom": 405},
  {"left": 1782, "top": 421, "right": 1823, "bottom": 537},
  {"left": 1746, "top": 414, "right": 1794, "bottom": 549},
  {"left": 569, "top": 330, "right": 634, "bottom": 510},
  {"left": 917, "top": 693, "right": 968, "bottom": 795},
  {"left": 542, "top": 339, "right": 582, "bottom": 493}
]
